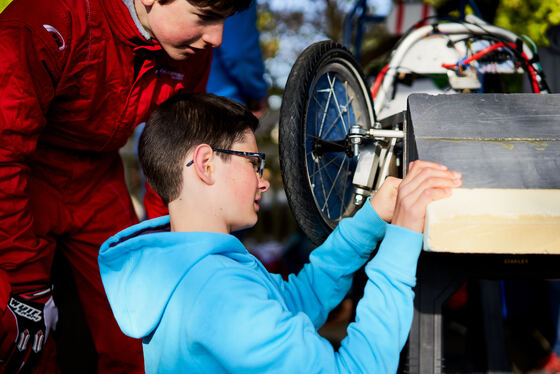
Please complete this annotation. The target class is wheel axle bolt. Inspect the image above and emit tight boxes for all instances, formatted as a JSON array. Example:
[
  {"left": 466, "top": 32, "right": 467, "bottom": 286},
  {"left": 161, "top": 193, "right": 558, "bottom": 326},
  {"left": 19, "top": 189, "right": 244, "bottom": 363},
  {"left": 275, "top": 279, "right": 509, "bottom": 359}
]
[
  {"left": 349, "top": 124, "right": 366, "bottom": 157},
  {"left": 353, "top": 194, "right": 364, "bottom": 206}
]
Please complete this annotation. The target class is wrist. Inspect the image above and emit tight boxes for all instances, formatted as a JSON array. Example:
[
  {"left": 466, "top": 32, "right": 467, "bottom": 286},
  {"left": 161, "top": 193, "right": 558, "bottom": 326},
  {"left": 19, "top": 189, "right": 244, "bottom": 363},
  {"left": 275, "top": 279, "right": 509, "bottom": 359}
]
[
  {"left": 392, "top": 208, "right": 424, "bottom": 233},
  {"left": 391, "top": 218, "right": 423, "bottom": 233},
  {"left": 370, "top": 195, "right": 391, "bottom": 222}
]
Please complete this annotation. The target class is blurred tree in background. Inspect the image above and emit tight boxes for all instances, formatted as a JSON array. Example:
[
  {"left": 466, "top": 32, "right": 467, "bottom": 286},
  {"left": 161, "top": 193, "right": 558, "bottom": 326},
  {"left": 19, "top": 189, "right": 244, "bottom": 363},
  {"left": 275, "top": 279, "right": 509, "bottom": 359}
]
[
  {"left": 425, "top": 0, "right": 499, "bottom": 22},
  {"left": 257, "top": 0, "right": 560, "bottom": 91},
  {"left": 424, "top": 0, "right": 560, "bottom": 47},
  {"left": 257, "top": 0, "right": 359, "bottom": 91},
  {"left": 419, "top": 0, "right": 557, "bottom": 97},
  {"left": 494, "top": 0, "right": 560, "bottom": 47}
]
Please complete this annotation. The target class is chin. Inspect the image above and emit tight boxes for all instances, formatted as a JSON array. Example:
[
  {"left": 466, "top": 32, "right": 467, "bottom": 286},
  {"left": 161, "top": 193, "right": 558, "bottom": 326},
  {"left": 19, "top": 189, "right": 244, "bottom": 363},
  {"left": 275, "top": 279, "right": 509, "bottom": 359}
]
[
  {"left": 170, "top": 52, "right": 191, "bottom": 61},
  {"left": 162, "top": 46, "right": 192, "bottom": 61},
  {"left": 232, "top": 219, "right": 258, "bottom": 233}
]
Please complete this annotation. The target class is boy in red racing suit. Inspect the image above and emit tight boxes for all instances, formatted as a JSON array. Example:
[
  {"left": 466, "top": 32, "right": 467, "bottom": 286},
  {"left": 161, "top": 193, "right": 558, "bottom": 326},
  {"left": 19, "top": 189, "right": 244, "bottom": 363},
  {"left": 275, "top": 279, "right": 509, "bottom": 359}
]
[{"left": 0, "top": 0, "right": 251, "bottom": 371}]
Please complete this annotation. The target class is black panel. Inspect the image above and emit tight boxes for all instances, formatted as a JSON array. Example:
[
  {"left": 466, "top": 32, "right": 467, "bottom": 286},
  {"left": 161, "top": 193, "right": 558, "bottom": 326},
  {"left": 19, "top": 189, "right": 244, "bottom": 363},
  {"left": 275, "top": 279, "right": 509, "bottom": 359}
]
[{"left": 405, "top": 93, "right": 560, "bottom": 188}]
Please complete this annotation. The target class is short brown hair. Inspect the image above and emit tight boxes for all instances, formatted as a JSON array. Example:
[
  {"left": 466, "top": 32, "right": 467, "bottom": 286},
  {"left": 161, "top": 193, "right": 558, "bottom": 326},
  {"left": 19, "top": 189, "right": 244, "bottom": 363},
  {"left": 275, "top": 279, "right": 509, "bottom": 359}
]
[
  {"left": 139, "top": 93, "right": 259, "bottom": 205},
  {"left": 158, "top": 0, "right": 253, "bottom": 16}
]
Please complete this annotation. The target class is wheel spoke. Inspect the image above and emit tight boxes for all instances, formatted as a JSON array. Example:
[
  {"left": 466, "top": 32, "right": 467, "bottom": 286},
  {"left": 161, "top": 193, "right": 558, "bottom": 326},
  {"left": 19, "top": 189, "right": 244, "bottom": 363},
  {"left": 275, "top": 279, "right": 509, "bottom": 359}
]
[
  {"left": 311, "top": 93, "right": 326, "bottom": 137},
  {"left": 345, "top": 80, "right": 350, "bottom": 132},
  {"left": 345, "top": 87, "right": 359, "bottom": 130},
  {"left": 308, "top": 73, "right": 364, "bottom": 222},
  {"left": 309, "top": 153, "right": 318, "bottom": 191},
  {"left": 317, "top": 74, "right": 334, "bottom": 138},
  {"left": 313, "top": 155, "right": 345, "bottom": 190},
  {"left": 311, "top": 95, "right": 327, "bottom": 117},
  {"left": 327, "top": 74, "right": 349, "bottom": 136},
  {"left": 311, "top": 94, "right": 328, "bottom": 141},
  {"left": 317, "top": 159, "right": 330, "bottom": 219},
  {"left": 319, "top": 74, "right": 342, "bottom": 139},
  {"left": 321, "top": 107, "right": 345, "bottom": 140},
  {"left": 319, "top": 156, "right": 349, "bottom": 212},
  {"left": 320, "top": 155, "right": 348, "bottom": 213},
  {"left": 308, "top": 153, "right": 344, "bottom": 179},
  {"left": 321, "top": 80, "right": 348, "bottom": 139},
  {"left": 347, "top": 91, "right": 360, "bottom": 124}
]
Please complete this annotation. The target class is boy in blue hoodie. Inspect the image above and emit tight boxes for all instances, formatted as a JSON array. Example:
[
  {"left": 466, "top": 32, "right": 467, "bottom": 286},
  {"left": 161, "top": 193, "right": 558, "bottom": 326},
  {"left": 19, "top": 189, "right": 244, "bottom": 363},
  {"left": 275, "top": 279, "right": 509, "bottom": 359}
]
[{"left": 98, "top": 93, "right": 462, "bottom": 373}]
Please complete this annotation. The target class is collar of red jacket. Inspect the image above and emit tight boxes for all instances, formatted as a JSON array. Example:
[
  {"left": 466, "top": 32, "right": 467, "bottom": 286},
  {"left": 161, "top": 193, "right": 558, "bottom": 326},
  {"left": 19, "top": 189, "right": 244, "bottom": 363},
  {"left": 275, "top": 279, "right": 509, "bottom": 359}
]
[{"left": 98, "top": 0, "right": 163, "bottom": 52}]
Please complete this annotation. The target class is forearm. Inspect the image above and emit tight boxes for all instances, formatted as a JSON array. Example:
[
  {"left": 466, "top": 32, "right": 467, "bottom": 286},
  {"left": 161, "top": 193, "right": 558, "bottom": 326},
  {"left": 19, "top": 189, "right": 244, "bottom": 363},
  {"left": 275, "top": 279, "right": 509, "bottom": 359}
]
[
  {"left": 337, "top": 224, "right": 422, "bottom": 373},
  {"left": 280, "top": 200, "right": 387, "bottom": 327}
]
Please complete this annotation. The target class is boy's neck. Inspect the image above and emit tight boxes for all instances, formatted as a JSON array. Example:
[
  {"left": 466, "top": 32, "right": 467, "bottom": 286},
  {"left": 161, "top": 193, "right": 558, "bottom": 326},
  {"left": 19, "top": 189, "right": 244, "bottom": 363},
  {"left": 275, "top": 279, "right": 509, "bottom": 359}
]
[
  {"left": 169, "top": 201, "right": 230, "bottom": 234},
  {"left": 124, "top": 0, "right": 152, "bottom": 40}
]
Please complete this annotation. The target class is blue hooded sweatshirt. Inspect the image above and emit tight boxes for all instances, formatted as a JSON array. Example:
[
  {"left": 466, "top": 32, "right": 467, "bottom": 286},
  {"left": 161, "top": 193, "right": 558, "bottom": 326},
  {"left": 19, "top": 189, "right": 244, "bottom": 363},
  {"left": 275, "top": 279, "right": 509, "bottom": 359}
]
[{"left": 99, "top": 201, "right": 423, "bottom": 373}]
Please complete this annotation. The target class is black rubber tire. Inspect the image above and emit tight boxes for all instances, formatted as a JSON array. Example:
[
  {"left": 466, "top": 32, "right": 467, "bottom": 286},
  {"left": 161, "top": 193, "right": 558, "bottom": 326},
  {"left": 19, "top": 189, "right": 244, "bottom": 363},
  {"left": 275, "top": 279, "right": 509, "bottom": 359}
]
[{"left": 279, "top": 40, "right": 375, "bottom": 246}]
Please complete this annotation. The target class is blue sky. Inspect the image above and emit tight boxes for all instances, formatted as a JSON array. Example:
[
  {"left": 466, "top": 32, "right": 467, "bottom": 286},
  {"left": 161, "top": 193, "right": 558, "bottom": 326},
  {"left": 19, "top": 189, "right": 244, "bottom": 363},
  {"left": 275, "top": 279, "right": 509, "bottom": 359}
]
[
  {"left": 267, "top": 0, "right": 392, "bottom": 15},
  {"left": 261, "top": 0, "right": 394, "bottom": 88}
]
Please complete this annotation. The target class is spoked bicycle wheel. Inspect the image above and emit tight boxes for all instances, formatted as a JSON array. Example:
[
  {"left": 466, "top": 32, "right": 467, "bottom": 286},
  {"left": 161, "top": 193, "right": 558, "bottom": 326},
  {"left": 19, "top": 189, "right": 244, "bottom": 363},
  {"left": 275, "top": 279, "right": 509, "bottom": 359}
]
[{"left": 279, "top": 41, "right": 375, "bottom": 245}]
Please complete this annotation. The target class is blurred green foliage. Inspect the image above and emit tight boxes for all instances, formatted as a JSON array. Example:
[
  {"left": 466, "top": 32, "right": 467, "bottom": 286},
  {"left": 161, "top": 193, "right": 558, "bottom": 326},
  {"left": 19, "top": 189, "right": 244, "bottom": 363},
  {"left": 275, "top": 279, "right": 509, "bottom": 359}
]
[
  {"left": 422, "top": 0, "right": 560, "bottom": 47},
  {"left": 257, "top": 9, "right": 280, "bottom": 61},
  {"left": 494, "top": 0, "right": 560, "bottom": 47}
]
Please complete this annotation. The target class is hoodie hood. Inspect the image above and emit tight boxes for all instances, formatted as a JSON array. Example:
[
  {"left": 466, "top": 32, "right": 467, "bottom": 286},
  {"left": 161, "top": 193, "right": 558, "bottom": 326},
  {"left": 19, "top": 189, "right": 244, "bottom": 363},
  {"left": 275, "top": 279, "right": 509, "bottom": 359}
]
[{"left": 98, "top": 215, "right": 248, "bottom": 339}]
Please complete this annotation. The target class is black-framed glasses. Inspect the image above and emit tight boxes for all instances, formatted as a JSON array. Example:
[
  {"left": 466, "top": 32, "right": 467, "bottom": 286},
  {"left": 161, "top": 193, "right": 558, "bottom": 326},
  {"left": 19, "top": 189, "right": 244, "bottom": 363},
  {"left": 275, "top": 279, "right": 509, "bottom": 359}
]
[{"left": 186, "top": 148, "right": 266, "bottom": 178}]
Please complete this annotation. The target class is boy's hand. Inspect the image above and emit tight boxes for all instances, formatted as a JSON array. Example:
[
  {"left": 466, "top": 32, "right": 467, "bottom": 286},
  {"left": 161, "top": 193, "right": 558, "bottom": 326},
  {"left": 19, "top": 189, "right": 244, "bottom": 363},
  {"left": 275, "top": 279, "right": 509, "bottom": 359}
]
[
  {"left": 370, "top": 177, "right": 401, "bottom": 222},
  {"left": 392, "top": 160, "right": 462, "bottom": 233}
]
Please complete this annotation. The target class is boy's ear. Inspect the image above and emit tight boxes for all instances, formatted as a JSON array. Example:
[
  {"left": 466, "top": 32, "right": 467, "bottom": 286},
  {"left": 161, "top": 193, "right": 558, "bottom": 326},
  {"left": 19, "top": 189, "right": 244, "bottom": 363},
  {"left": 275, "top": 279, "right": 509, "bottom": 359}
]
[{"left": 191, "top": 144, "right": 215, "bottom": 185}]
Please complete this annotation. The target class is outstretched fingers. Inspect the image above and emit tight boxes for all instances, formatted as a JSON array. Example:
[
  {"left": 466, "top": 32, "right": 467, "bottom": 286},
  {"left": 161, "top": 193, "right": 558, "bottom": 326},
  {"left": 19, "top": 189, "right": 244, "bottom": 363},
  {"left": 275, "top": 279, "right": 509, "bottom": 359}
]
[
  {"left": 400, "top": 170, "right": 461, "bottom": 205},
  {"left": 402, "top": 161, "right": 455, "bottom": 189},
  {"left": 392, "top": 161, "right": 462, "bottom": 233}
]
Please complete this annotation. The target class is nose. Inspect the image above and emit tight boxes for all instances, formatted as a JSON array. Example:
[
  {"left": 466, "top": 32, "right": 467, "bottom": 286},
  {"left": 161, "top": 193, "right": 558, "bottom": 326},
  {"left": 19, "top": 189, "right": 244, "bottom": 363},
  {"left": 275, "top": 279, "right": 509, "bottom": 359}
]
[{"left": 203, "top": 22, "right": 224, "bottom": 48}]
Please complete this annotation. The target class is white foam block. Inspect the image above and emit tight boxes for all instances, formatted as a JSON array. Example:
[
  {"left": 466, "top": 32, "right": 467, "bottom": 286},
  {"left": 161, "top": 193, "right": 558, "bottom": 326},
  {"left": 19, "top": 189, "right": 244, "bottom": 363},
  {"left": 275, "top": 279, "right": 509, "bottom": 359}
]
[{"left": 424, "top": 188, "right": 560, "bottom": 254}]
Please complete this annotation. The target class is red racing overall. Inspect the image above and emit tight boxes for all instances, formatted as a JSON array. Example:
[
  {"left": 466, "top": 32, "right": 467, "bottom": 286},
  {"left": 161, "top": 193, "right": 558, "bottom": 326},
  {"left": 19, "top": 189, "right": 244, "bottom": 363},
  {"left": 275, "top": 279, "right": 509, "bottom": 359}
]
[{"left": 0, "top": 0, "right": 210, "bottom": 370}]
